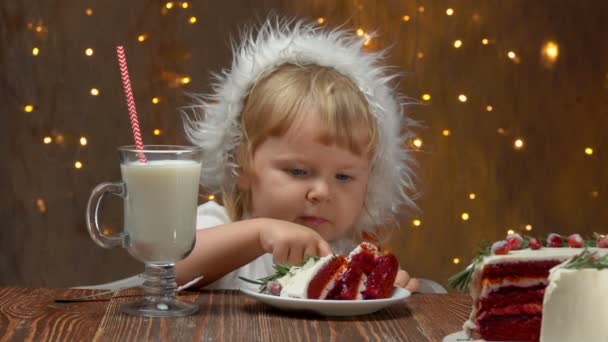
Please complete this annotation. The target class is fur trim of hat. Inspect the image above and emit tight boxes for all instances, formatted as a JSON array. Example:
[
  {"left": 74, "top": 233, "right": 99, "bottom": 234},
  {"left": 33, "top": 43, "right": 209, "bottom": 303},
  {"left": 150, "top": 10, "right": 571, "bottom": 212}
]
[{"left": 183, "top": 17, "right": 417, "bottom": 232}]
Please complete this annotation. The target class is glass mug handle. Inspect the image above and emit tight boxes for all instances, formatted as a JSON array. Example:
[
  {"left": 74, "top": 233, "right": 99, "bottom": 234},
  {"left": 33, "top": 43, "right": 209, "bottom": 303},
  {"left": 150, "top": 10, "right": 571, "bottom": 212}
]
[{"left": 86, "top": 181, "right": 127, "bottom": 248}]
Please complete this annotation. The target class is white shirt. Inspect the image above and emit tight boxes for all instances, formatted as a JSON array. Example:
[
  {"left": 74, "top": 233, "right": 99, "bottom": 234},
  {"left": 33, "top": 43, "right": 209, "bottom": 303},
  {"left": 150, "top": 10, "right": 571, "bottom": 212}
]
[{"left": 196, "top": 201, "right": 275, "bottom": 291}]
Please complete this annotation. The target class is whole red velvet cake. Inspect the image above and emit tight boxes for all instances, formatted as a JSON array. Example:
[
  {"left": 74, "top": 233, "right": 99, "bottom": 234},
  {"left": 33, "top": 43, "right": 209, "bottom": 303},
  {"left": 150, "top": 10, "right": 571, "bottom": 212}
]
[{"left": 451, "top": 233, "right": 608, "bottom": 342}]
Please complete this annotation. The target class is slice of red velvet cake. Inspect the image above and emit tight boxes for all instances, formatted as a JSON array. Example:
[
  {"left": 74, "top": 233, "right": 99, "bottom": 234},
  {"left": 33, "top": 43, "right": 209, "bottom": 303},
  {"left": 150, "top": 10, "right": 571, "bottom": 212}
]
[{"left": 256, "top": 242, "right": 399, "bottom": 300}]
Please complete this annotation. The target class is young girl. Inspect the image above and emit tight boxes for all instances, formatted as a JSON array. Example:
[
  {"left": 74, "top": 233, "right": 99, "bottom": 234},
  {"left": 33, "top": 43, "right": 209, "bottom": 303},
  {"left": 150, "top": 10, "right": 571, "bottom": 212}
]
[{"left": 178, "top": 18, "right": 419, "bottom": 292}]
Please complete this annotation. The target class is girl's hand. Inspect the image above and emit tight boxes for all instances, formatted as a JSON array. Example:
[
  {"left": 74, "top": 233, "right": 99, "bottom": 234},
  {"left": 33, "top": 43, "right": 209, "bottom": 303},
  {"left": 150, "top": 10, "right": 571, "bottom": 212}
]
[
  {"left": 394, "top": 269, "right": 419, "bottom": 293},
  {"left": 258, "top": 219, "right": 333, "bottom": 265}
]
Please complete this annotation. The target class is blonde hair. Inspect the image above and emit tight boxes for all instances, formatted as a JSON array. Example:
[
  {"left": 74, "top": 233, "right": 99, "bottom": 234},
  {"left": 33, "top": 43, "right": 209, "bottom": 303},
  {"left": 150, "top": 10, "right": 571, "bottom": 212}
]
[{"left": 222, "top": 63, "right": 378, "bottom": 221}]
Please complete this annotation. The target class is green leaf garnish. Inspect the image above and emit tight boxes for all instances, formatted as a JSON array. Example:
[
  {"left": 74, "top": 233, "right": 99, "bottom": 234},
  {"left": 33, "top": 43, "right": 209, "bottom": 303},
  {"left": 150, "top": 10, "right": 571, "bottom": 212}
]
[
  {"left": 238, "top": 256, "right": 321, "bottom": 292},
  {"left": 562, "top": 249, "right": 608, "bottom": 270}
]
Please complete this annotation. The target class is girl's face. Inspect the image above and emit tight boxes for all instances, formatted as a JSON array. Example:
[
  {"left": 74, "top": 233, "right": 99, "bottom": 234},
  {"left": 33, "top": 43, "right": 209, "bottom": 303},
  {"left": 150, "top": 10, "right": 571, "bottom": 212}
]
[{"left": 238, "top": 114, "right": 371, "bottom": 242}]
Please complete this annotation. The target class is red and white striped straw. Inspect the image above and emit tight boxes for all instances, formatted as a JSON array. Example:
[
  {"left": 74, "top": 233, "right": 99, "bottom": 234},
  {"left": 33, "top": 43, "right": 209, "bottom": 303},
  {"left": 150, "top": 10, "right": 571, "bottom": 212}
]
[{"left": 116, "top": 45, "right": 146, "bottom": 163}]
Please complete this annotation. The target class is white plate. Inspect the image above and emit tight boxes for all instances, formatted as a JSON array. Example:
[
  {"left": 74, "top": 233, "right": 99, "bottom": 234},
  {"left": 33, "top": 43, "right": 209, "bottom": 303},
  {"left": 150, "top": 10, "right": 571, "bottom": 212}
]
[
  {"left": 240, "top": 287, "right": 410, "bottom": 316},
  {"left": 443, "top": 331, "right": 483, "bottom": 342}
]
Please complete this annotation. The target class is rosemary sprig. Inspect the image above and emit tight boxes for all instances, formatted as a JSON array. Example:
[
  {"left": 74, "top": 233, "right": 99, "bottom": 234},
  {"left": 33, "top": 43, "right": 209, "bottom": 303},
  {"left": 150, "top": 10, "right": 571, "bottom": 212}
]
[
  {"left": 562, "top": 249, "right": 608, "bottom": 270},
  {"left": 238, "top": 256, "right": 321, "bottom": 292},
  {"left": 447, "top": 242, "right": 491, "bottom": 292}
]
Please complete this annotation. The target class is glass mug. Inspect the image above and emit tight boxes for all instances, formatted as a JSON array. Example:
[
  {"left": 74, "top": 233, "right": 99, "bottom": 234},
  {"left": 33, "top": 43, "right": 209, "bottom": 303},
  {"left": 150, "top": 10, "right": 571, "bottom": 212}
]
[{"left": 86, "top": 145, "right": 202, "bottom": 317}]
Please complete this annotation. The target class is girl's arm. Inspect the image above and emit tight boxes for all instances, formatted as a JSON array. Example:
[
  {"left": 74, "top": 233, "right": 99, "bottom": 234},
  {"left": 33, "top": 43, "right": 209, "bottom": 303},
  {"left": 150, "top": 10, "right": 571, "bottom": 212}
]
[{"left": 175, "top": 218, "right": 332, "bottom": 286}]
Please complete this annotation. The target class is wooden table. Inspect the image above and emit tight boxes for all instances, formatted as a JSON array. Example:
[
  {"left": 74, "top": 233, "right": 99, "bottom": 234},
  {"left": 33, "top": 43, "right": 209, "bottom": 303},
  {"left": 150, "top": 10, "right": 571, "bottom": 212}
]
[{"left": 0, "top": 287, "right": 471, "bottom": 341}]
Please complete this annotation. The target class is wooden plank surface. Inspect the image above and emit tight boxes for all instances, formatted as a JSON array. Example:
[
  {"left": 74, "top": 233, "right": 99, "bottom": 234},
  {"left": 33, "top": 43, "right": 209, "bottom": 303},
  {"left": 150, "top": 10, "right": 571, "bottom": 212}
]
[
  {"left": 0, "top": 287, "right": 109, "bottom": 342},
  {"left": 0, "top": 287, "right": 472, "bottom": 342}
]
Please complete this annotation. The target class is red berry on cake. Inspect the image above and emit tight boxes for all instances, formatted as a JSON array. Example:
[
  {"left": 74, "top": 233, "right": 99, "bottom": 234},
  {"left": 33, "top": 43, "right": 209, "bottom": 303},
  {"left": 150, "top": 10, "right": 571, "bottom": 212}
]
[
  {"left": 567, "top": 234, "right": 584, "bottom": 248},
  {"left": 528, "top": 238, "right": 542, "bottom": 250},
  {"left": 491, "top": 240, "right": 511, "bottom": 255},
  {"left": 597, "top": 235, "right": 608, "bottom": 248},
  {"left": 506, "top": 234, "right": 523, "bottom": 250},
  {"left": 547, "top": 233, "right": 563, "bottom": 247}
]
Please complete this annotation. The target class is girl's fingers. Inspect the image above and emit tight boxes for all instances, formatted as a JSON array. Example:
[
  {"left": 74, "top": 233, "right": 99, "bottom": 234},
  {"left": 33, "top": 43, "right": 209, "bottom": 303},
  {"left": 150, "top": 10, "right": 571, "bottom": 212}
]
[
  {"left": 317, "top": 240, "right": 333, "bottom": 256},
  {"left": 273, "top": 244, "right": 288, "bottom": 264},
  {"left": 405, "top": 278, "right": 419, "bottom": 293},
  {"left": 394, "top": 270, "right": 410, "bottom": 288},
  {"left": 287, "top": 246, "right": 304, "bottom": 265}
]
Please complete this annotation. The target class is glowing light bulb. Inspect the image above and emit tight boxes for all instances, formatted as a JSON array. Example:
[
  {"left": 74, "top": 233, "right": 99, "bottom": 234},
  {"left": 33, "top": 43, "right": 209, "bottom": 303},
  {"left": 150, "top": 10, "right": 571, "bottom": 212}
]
[
  {"left": 461, "top": 212, "right": 470, "bottom": 221},
  {"left": 418, "top": 6, "right": 425, "bottom": 13},
  {"left": 417, "top": 51, "right": 424, "bottom": 59},
  {"left": 24, "top": 105, "right": 34, "bottom": 112},
  {"left": 469, "top": 193, "right": 476, "bottom": 200},
  {"left": 317, "top": 17, "right": 325, "bottom": 24},
  {"left": 486, "top": 105, "right": 493, "bottom": 112},
  {"left": 181, "top": 2, "right": 189, "bottom": 8},
  {"left": 412, "top": 138, "right": 423, "bottom": 149},
  {"left": 85, "top": 8, "right": 93, "bottom": 16},
  {"left": 508, "top": 51, "right": 517, "bottom": 59},
  {"left": 356, "top": 28, "right": 364, "bottom": 37},
  {"left": 585, "top": 147, "right": 594, "bottom": 155},
  {"left": 85, "top": 48, "right": 94, "bottom": 56},
  {"left": 32, "top": 47, "right": 39, "bottom": 56},
  {"left": 165, "top": 2, "right": 174, "bottom": 9},
  {"left": 525, "top": 224, "right": 533, "bottom": 231},
  {"left": 482, "top": 38, "right": 489, "bottom": 45},
  {"left": 36, "top": 198, "right": 46, "bottom": 213},
  {"left": 453, "top": 40, "right": 463, "bottom": 48},
  {"left": 90, "top": 88, "right": 100, "bottom": 96},
  {"left": 363, "top": 36, "right": 371, "bottom": 46},
  {"left": 208, "top": 194, "right": 215, "bottom": 201},
  {"left": 421, "top": 93, "right": 431, "bottom": 101},
  {"left": 442, "top": 129, "right": 451, "bottom": 137},
  {"left": 189, "top": 16, "right": 197, "bottom": 24},
  {"left": 80, "top": 137, "right": 87, "bottom": 146},
  {"left": 542, "top": 41, "right": 559, "bottom": 60},
  {"left": 458, "top": 94, "right": 467, "bottom": 102},
  {"left": 43, "top": 136, "right": 52, "bottom": 144},
  {"left": 35, "top": 25, "right": 43, "bottom": 33},
  {"left": 453, "top": 258, "right": 460, "bottom": 264},
  {"left": 152, "top": 97, "right": 160, "bottom": 104},
  {"left": 446, "top": 8, "right": 454, "bottom": 16},
  {"left": 402, "top": 15, "right": 411, "bottom": 22},
  {"left": 138, "top": 34, "right": 147, "bottom": 42},
  {"left": 507, "top": 229, "right": 515, "bottom": 235},
  {"left": 412, "top": 219, "right": 421, "bottom": 227},
  {"left": 514, "top": 138, "right": 524, "bottom": 150},
  {"left": 153, "top": 129, "right": 161, "bottom": 136},
  {"left": 74, "top": 161, "right": 83, "bottom": 169},
  {"left": 180, "top": 76, "right": 191, "bottom": 85}
]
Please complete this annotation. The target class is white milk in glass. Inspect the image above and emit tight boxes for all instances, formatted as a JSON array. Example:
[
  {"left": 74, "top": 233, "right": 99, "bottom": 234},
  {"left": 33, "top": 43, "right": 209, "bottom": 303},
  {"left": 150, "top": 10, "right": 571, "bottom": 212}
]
[{"left": 120, "top": 160, "right": 201, "bottom": 264}]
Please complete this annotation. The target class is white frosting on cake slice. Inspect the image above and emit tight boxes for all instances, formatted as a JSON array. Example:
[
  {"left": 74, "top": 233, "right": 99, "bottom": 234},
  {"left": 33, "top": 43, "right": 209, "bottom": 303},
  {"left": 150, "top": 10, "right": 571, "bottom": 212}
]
[
  {"left": 540, "top": 267, "right": 608, "bottom": 342},
  {"left": 277, "top": 255, "right": 336, "bottom": 299}
]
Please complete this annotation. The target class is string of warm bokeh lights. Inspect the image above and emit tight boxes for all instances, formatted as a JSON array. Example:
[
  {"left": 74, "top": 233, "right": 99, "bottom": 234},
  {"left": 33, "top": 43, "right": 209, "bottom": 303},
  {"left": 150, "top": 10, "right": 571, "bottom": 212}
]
[{"left": 22, "top": 3, "right": 600, "bottom": 267}]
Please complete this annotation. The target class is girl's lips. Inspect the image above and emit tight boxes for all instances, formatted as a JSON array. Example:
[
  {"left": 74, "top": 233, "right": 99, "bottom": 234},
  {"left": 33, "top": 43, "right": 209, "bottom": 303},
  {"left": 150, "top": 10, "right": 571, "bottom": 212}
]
[{"left": 299, "top": 216, "right": 328, "bottom": 226}]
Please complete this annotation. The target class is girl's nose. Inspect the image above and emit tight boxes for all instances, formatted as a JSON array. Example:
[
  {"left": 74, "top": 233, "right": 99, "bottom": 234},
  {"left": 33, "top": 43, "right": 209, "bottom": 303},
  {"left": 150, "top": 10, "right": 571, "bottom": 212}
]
[{"left": 306, "top": 179, "right": 330, "bottom": 203}]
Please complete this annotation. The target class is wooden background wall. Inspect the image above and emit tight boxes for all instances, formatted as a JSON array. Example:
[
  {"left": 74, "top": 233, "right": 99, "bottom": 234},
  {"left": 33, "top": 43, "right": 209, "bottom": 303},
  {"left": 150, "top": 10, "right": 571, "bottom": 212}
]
[{"left": 1, "top": 0, "right": 607, "bottom": 289}]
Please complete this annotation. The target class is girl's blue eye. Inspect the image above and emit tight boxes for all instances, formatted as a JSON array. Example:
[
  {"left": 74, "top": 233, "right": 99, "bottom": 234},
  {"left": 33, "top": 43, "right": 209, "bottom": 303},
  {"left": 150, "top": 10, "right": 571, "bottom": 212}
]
[
  {"left": 287, "top": 168, "right": 307, "bottom": 177},
  {"left": 335, "top": 174, "right": 352, "bottom": 182}
]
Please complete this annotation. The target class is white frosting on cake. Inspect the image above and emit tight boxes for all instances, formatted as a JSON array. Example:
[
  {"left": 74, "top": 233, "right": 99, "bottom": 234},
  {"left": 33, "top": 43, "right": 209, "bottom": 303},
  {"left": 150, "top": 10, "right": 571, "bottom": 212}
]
[
  {"left": 277, "top": 255, "right": 338, "bottom": 299},
  {"left": 540, "top": 267, "right": 608, "bottom": 342}
]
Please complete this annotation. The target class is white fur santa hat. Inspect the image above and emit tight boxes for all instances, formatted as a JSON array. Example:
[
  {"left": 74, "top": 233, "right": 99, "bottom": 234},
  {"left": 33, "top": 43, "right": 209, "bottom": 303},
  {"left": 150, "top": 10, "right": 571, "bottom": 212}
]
[{"left": 183, "top": 17, "right": 418, "bottom": 232}]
